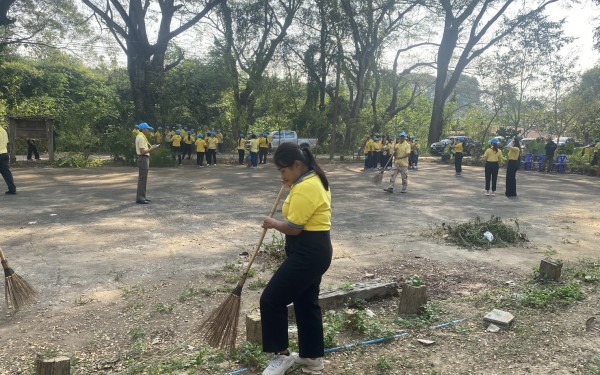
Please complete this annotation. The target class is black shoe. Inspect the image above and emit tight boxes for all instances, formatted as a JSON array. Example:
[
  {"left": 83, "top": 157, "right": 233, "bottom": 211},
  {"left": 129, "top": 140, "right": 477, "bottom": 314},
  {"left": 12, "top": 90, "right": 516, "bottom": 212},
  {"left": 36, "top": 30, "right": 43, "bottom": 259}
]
[
  {"left": 143, "top": 198, "right": 151, "bottom": 202},
  {"left": 383, "top": 187, "right": 393, "bottom": 193},
  {"left": 136, "top": 200, "right": 150, "bottom": 204},
  {"left": 5, "top": 191, "right": 17, "bottom": 195}
]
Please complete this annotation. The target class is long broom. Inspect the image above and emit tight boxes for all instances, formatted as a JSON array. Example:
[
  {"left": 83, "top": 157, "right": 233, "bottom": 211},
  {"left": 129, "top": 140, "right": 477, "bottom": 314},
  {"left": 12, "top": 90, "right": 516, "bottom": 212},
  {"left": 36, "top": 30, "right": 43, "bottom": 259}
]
[
  {"left": 198, "top": 184, "right": 287, "bottom": 353},
  {"left": 0, "top": 245, "right": 37, "bottom": 311},
  {"left": 372, "top": 155, "right": 394, "bottom": 185}
]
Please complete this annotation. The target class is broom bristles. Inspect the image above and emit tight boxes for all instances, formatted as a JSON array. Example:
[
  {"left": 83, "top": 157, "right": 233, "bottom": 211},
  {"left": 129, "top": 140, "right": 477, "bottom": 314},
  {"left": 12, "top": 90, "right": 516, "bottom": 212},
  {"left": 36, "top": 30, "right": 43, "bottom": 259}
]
[
  {"left": 198, "top": 292, "right": 241, "bottom": 353},
  {"left": 5, "top": 272, "right": 38, "bottom": 311},
  {"left": 372, "top": 171, "right": 384, "bottom": 185}
]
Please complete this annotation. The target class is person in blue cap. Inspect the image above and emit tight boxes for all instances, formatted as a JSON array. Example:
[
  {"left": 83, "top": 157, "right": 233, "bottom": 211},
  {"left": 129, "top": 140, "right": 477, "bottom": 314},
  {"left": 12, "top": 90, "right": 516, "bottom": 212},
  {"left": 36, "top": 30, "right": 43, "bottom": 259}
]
[
  {"left": 249, "top": 134, "right": 259, "bottom": 168},
  {"left": 134, "top": 122, "right": 161, "bottom": 204},
  {"left": 172, "top": 130, "right": 183, "bottom": 165},
  {"left": 237, "top": 133, "right": 247, "bottom": 165},
  {"left": 0, "top": 124, "right": 16, "bottom": 194},
  {"left": 384, "top": 132, "right": 410, "bottom": 193},
  {"left": 454, "top": 137, "right": 465, "bottom": 176},
  {"left": 482, "top": 138, "right": 503, "bottom": 196}
]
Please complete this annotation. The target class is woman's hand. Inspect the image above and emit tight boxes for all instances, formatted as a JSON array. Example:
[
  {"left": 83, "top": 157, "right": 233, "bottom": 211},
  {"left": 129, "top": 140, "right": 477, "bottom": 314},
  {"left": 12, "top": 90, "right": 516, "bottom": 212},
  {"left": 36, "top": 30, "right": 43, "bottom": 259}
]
[{"left": 262, "top": 217, "right": 278, "bottom": 229}]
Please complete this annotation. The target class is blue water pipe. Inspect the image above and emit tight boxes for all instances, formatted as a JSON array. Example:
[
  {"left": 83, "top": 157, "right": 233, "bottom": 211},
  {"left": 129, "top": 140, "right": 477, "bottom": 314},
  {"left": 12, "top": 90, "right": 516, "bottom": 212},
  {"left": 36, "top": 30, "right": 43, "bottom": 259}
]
[{"left": 223, "top": 318, "right": 465, "bottom": 375}]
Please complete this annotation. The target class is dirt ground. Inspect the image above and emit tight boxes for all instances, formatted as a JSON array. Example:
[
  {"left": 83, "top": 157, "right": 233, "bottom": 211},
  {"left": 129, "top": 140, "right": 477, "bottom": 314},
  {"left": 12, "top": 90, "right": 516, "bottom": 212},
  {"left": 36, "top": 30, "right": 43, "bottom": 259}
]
[{"left": 0, "top": 157, "right": 599, "bottom": 374}]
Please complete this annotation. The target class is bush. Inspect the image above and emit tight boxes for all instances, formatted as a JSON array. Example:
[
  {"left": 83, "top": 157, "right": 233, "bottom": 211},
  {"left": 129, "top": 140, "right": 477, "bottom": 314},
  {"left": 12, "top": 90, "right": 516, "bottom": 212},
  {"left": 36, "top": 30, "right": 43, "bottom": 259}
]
[
  {"left": 102, "top": 125, "right": 136, "bottom": 164},
  {"left": 567, "top": 153, "right": 595, "bottom": 175},
  {"left": 150, "top": 146, "right": 177, "bottom": 167}
]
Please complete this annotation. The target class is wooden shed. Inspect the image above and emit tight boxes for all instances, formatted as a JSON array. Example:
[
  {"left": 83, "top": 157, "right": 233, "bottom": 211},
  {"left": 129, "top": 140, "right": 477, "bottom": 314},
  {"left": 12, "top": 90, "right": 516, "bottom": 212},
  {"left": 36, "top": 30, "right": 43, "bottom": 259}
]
[{"left": 7, "top": 116, "right": 55, "bottom": 163}]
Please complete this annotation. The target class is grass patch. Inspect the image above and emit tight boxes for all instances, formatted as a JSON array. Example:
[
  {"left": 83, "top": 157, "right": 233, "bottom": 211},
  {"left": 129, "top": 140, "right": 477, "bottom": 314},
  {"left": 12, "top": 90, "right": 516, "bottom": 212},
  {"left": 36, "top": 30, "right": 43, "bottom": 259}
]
[
  {"left": 394, "top": 302, "right": 444, "bottom": 329},
  {"left": 248, "top": 278, "right": 268, "bottom": 290},
  {"left": 233, "top": 342, "right": 271, "bottom": 368},
  {"left": 375, "top": 356, "right": 394, "bottom": 373},
  {"left": 155, "top": 303, "right": 175, "bottom": 314},
  {"left": 261, "top": 233, "right": 287, "bottom": 268},
  {"left": 129, "top": 328, "right": 145, "bottom": 342},
  {"left": 323, "top": 310, "right": 345, "bottom": 348},
  {"left": 436, "top": 216, "right": 527, "bottom": 249},
  {"left": 522, "top": 282, "right": 584, "bottom": 308}
]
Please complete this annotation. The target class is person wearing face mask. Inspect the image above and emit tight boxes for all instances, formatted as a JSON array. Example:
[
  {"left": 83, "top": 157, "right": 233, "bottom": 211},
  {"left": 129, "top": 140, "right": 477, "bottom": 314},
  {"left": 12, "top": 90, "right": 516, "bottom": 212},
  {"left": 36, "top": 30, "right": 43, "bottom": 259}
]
[{"left": 259, "top": 142, "right": 332, "bottom": 375}]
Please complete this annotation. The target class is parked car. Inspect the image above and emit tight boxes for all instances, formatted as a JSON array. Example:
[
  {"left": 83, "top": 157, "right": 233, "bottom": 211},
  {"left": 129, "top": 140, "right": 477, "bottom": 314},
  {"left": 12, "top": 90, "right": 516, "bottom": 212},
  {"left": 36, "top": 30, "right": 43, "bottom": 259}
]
[
  {"left": 269, "top": 130, "right": 318, "bottom": 150},
  {"left": 246, "top": 130, "right": 318, "bottom": 151},
  {"left": 429, "top": 136, "right": 480, "bottom": 156}
]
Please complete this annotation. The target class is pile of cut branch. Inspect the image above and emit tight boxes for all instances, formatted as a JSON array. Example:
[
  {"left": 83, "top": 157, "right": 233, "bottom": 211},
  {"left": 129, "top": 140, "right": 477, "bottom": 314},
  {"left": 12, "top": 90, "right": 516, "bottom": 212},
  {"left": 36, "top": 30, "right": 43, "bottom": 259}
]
[{"left": 439, "top": 216, "right": 528, "bottom": 249}]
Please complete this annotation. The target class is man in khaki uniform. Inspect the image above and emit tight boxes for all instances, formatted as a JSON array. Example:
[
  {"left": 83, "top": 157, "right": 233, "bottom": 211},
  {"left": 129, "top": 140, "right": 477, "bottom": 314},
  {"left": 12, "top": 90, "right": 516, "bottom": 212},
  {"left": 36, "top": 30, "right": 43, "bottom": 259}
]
[
  {"left": 384, "top": 132, "right": 410, "bottom": 193},
  {"left": 135, "top": 123, "right": 160, "bottom": 204},
  {"left": 0, "top": 125, "right": 16, "bottom": 194}
]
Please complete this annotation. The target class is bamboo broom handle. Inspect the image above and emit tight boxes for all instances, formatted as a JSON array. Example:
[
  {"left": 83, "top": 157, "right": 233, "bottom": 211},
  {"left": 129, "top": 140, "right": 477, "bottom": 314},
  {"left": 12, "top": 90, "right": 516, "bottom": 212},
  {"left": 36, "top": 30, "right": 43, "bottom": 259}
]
[
  {"left": 241, "top": 184, "right": 287, "bottom": 280},
  {"left": 0, "top": 246, "right": 7, "bottom": 263}
]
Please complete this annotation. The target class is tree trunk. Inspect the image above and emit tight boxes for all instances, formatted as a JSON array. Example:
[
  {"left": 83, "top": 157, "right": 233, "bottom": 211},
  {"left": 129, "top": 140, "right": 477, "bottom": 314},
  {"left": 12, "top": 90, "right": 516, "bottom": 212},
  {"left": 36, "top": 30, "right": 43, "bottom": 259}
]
[{"left": 398, "top": 284, "right": 428, "bottom": 316}]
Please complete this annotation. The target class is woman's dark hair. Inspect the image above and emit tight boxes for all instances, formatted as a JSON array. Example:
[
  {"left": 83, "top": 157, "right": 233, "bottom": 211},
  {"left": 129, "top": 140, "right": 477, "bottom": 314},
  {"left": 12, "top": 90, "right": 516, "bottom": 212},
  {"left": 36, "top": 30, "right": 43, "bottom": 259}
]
[
  {"left": 273, "top": 143, "right": 329, "bottom": 191},
  {"left": 492, "top": 143, "right": 499, "bottom": 152},
  {"left": 513, "top": 139, "right": 521, "bottom": 149}
]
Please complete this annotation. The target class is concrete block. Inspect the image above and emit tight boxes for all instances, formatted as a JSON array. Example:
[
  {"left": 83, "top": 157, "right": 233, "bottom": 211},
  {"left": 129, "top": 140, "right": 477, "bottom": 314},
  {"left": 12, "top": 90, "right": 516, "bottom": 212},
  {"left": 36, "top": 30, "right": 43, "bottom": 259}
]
[
  {"left": 288, "top": 282, "right": 398, "bottom": 320},
  {"left": 483, "top": 309, "right": 514, "bottom": 328}
]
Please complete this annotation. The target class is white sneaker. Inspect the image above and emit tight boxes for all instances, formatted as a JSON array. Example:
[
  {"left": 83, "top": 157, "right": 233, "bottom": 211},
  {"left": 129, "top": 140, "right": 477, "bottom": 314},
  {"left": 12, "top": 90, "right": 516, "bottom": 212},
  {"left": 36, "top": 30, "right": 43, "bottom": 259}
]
[
  {"left": 485, "top": 191, "right": 490, "bottom": 196},
  {"left": 294, "top": 355, "right": 324, "bottom": 373},
  {"left": 262, "top": 352, "right": 295, "bottom": 375}
]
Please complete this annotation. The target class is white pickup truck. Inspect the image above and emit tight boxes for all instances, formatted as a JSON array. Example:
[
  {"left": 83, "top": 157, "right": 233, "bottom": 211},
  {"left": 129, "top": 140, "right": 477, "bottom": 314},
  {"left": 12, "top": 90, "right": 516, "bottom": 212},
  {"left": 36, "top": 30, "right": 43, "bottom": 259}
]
[{"left": 268, "top": 130, "right": 318, "bottom": 150}]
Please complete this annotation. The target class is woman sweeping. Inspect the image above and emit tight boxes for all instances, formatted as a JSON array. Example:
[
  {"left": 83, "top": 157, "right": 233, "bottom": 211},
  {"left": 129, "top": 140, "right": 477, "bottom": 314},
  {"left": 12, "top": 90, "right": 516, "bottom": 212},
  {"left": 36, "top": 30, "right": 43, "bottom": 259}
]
[
  {"left": 260, "top": 142, "right": 332, "bottom": 375},
  {"left": 483, "top": 138, "right": 503, "bottom": 196},
  {"left": 505, "top": 138, "right": 521, "bottom": 198}
]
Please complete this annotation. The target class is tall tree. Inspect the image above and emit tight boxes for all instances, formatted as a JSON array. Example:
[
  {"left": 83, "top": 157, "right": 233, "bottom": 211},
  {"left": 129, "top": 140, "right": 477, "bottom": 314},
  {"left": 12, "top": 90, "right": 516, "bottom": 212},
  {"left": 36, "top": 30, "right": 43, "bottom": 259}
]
[
  {"left": 426, "top": 0, "right": 560, "bottom": 145},
  {"left": 213, "top": 0, "right": 303, "bottom": 138},
  {"left": 82, "top": 0, "right": 224, "bottom": 123},
  {"left": 0, "top": 0, "right": 85, "bottom": 51}
]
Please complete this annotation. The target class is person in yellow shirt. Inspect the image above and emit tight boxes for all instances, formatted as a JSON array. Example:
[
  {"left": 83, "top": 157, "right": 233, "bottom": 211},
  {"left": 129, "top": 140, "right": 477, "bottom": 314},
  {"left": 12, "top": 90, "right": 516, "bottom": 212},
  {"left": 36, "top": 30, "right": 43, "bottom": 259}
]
[
  {"left": 367, "top": 135, "right": 376, "bottom": 170},
  {"left": 155, "top": 127, "right": 164, "bottom": 145},
  {"left": 259, "top": 132, "right": 270, "bottom": 164},
  {"left": 453, "top": 137, "right": 464, "bottom": 176},
  {"left": 411, "top": 138, "right": 420, "bottom": 170},
  {"left": 505, "top": 138, "right": 521, "bottom": 198},
  {"left": 260, "top": 142, "right": 332, "bottom": 375},
  {"left": 363, "top": 136, "right": 372, "bottom": 170},
  {"left": 384, "top": 132, "right": 411, "bottom": 193},
  {"left": 482, "top": 138, "right": 503, "bottom": 196},
  {"left": 0, "top": 125, "right": 17, "bottom": 194},
  {"left": 171, "top": 130, "right": 183, "bottom": 165},
  {"left": 134, "top": 123, "right": 161, "bottom": 204},
  {"left": 373, "top": 136, "right": 383, "bottom": 169},
  {"left": 237, "top": 133, "right": 246, "bottom": 165},
  {"left": 267, "top": 132, "right": 273, "bottom": 153},
  {"left": 182, "top": 130, "right": 194, "bottom": 160},
  {"left": 206, "top": 131, "right": 218, "bottom": 166},
  {"left": 217, "top": 130, "right": 224, "bottom": 154},
  {"left": 249, "top": 133, "right": 259, "bottom": 168},
  {"left": 165, "top": 127, "right": 175, "bottom": 150},
  {"left": 195, "top": 134, "right": 207, "bottom": 167}
]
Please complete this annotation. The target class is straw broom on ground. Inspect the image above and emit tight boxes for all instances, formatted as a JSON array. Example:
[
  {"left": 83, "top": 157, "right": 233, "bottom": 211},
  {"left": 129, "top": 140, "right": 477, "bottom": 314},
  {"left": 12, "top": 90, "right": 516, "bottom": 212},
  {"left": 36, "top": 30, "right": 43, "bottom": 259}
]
[
  {"left": 198, "top": 184, "right": 287, "bottom": 353},
  {"left": 372, "top": 156, "right": 393, "bottom": 185},
  {"left": 0, "top": 246, "right": 37, "bottom": 311}
]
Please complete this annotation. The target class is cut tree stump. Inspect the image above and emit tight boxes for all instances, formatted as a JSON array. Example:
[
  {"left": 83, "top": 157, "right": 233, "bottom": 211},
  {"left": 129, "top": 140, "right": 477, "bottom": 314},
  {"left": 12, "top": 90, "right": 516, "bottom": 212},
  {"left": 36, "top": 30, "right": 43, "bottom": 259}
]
[
  {"left": 246, "top": 313, "right": 262, "bottom": 344},
  {"left": 538, "top": 259, "right": 562, "bottom": 281},
  {"left": 36, "top": 356, "right": 70, "bottom": 375},
  {"left": 398, "top": 284, "right": 428, "bottom": 316}
]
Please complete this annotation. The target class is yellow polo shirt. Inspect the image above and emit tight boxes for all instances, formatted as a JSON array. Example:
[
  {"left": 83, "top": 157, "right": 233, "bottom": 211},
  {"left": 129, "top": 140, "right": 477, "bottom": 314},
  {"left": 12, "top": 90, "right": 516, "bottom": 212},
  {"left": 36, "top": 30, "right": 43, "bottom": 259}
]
[
  {"left": 250, "top": 139, "right": 259, "bottom": 153},
  {"left": 394, "top": 141, "right": 411, "bottom": 167},
  {"left": 283, "top": 172, "right": 331, "bottom": 231},
  {"left": 595, "top": 142, "right": 600, "bottom": 153},
  {"left": 507, "top": 146, "right": 521, "bottom": 161},
  {"left": 135, "top": 134, "right": 149, "bottom": 156},
  {"left": 237, "top": 138, "right": 246, "bottom": 150},
  {"left": 454, "top": 143, "right": 463, "bottom": 153},
  {"left": 373, "top": 140, "right": 382, "bottom": 152},
  {"left": 172, "top": 135, "right": 182, "bottom": 147},
  {"left": 217, "top": 133, "right": 224, "bottom": 144},
  {"left": 483, "top": 148, "right": 503, "bottom": 162},
  {"left": 207, "top": 136, "right": 218, "bottom": 150},
  {"left": 259, "top": 136, "right": 269, "bottom": 148},
  {"left": 0, "top": 127, "right": 8, "bottom": 154},
  {"left": 195, "top": 139, "right": 207, "bottom": 152}
]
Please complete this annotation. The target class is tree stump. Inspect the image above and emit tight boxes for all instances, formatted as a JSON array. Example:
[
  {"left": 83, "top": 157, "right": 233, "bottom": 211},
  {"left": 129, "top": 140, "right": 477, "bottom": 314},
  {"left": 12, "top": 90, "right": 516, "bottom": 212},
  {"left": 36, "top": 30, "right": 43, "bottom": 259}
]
[
  {"left": 538, "top": 259, "right": 562, "bottom": 281},
  {"left": 246, "top": 312, "right": 262, "bottom": 344},
  {"left": 36, "top": 356, "right": 70, "bottom": 375},
  {"left": 398, "top": 285, "right": 427, "bottom": 316}
]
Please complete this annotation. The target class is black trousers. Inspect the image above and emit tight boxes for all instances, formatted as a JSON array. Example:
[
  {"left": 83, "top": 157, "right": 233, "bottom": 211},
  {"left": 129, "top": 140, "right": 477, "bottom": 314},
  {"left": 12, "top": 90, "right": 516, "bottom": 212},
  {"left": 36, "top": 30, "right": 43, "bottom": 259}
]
[
  {"left": 0, "top": 153, "right": 16, "bottom": 193},
  {"left": 454, "top": 153, "right": 463, "bottom": 173},
  {"left": 261, "top": 231, "right": 332, "bottom": 358},
  {"left": 207, "top": 149, "right": 217, "bottom": 165},
  {"left": 238, "top": 149, "right": 245, "bottom": 165},
  {"left": 196, "top": 152, "right": 205, "bottom": 166},
  {"left": 27, "top": 142, "right": 39, "bottom": 160},
  {"left": 367, "top": 151, "right": 375, "bottom": 168},
  {"left": 485, "top": 162, "right": 499, "bottom": 191},
  {"left": 505, "top": 160, "right": 518, "bottom": 197},
  {"left": 259, "top": 147, "right": 268, "bottom": 164},
  {"left": 172, "top": 147, "right": 182, "bottom": 164}
]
